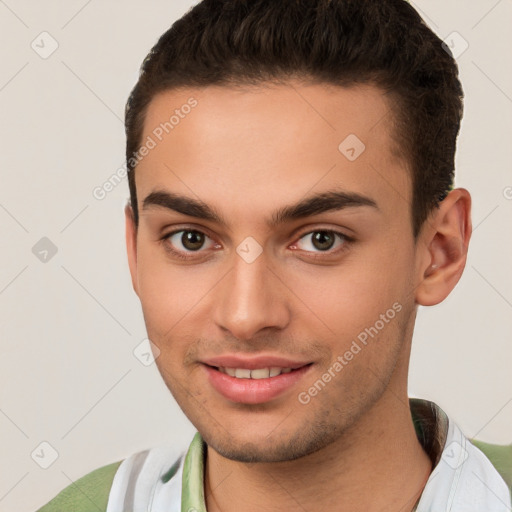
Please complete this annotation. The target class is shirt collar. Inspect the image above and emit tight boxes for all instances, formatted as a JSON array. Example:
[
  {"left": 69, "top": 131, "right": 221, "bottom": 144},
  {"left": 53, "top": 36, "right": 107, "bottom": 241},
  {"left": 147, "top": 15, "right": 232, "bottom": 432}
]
[
  {"left": 181, "top": 431, "right": 207, "bottom": 512},
  {"left": 410, "top": 397, "right": 449, "bottom": 468}
]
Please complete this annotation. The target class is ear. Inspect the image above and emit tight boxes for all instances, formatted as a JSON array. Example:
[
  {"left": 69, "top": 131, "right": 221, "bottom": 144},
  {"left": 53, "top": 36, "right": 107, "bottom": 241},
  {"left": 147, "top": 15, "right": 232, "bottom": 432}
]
[
  {"left": 124, "top": 202, "right": 139, "bottom": 297},
  {"left": 415, "top": 188, "right": 472, "bottom": 306}
]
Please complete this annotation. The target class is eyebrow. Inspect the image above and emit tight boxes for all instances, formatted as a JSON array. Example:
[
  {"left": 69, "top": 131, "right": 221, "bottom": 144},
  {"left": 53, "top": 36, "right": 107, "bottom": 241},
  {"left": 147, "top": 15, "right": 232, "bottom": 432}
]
[{"left": 141, "top": 189, "right": 379, "bottom": 227}]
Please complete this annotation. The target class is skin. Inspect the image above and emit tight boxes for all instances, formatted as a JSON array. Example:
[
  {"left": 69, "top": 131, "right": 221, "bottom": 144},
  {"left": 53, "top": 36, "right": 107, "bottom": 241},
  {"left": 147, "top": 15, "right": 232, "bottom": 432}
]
[{"left": 125, "top": 81, "right": 471, "bottom": 511}]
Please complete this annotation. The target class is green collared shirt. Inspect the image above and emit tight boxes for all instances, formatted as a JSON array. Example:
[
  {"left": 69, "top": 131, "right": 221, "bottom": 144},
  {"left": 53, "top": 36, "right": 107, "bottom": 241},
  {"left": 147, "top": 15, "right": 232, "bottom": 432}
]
[{"left": 37, "top": 398, "right": 512, "bottom": 511}]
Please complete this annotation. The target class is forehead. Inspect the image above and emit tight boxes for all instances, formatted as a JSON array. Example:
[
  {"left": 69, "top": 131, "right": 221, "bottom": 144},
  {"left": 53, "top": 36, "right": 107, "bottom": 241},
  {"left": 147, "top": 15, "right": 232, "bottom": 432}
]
[{"left": 135, "top": 81, "right": 410, "bottom": 223}]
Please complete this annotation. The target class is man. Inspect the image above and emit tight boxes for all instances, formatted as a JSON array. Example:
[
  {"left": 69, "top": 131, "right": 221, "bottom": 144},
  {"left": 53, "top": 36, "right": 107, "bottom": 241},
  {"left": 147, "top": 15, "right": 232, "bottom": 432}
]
[{"left": 37, "top": 0, "right": 511, "bottom": 510}]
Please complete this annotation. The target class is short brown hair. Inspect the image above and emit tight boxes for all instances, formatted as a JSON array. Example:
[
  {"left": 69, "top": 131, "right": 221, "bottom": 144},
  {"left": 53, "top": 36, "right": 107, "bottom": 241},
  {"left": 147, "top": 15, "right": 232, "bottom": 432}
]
[{"left": 125, "top": 0, "right": 464, "bottom": 237}]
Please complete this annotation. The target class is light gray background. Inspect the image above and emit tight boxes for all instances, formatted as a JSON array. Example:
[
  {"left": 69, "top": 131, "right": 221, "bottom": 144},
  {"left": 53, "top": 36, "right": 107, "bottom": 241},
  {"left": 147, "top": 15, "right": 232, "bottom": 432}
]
[{"left": 0, "top": 1, "right": 511, "bottom": 510}]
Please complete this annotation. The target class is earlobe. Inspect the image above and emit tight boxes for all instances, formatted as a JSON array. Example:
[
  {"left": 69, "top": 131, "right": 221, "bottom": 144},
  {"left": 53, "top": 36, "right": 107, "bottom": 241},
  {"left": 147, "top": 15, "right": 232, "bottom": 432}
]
[
  {"left": 124, "top": 202, "right": 139, "bottom": 297},
  {"left": 415, "top": 188, "right": 472, "bottom": 306}
]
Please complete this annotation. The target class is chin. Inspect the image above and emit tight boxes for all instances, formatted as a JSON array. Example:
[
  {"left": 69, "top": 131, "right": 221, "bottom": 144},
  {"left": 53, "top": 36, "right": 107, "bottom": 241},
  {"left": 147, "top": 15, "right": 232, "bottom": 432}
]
[{"left": 202, "top": 420, "right": 342, "bottom": 463}]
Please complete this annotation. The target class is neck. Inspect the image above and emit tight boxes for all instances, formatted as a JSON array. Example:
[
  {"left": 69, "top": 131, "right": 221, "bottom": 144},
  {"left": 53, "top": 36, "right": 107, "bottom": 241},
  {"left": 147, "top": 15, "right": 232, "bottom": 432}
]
[{"left": 204, "top": 389, "right": 432, "bottom": 512}]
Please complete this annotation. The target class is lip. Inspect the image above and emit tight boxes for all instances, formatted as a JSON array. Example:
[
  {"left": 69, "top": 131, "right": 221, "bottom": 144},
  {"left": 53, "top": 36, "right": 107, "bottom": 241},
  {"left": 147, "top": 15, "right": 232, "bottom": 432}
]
[
  {"left": 202, "top": 355, "right": 310, "bottom": 370},
  {"left": 202, "top": 355, "right": 313, "bottom": 405}
]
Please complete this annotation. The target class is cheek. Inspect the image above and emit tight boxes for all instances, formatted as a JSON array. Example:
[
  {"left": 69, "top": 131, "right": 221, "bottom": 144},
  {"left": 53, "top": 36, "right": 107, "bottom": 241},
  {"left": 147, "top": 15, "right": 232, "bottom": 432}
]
[
  {"left": 135, "top": 246, "right": 193, "bottom": 339},
  {"left": 135, "top": 243, "right": 223, "bottom": 348},
  {"left": 286, "top": 255, "right": 410, "bottom": 337}
]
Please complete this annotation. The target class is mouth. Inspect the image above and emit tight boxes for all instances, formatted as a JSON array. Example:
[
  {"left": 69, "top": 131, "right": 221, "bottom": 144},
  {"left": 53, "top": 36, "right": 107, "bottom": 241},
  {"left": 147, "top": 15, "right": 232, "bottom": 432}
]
[
  {"left": 202, "top": 360, "right": 313, "bottom": 404},
  {"left": 214, "top": 366, "right": 296, "bottom": 378}
]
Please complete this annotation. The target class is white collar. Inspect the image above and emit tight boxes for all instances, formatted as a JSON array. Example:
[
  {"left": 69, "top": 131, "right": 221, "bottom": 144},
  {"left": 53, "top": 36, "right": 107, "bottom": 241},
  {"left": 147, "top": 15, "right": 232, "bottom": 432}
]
[{"left": 415, "top": 414, "right": 510, "bottom": 511}]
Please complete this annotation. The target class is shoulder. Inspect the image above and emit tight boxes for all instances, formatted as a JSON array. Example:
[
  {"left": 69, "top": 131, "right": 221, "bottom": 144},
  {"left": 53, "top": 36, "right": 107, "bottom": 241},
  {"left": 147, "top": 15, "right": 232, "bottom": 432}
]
[
  {"left": 35, "top": 443, "right": 188, "bottom": 512},
  {"left": 469, "top": 438, "right": 512, "bottom": 488},
  {"left": 36, "top": 459, "right": 123, "bottom": 512}
]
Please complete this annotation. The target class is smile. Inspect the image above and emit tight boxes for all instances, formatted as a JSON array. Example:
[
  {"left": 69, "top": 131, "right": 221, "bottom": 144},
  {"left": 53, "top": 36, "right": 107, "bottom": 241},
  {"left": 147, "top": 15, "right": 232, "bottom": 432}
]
[
  {"left": 216, "top": 367, "right": 293, "bottom": 379},
  {"left": 204, "top": 363, "right": 313, "bottom": 404}
]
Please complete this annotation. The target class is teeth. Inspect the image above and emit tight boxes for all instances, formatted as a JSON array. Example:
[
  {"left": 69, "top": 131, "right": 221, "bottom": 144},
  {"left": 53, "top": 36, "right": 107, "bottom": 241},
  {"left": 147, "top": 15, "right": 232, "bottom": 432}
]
[
  {"left": 218, "top": 367, "right": 293, "bottom": 379},
  {"left": 225, "top": 367, "right": 236, "bottom": 377},
  {"left": 250, "top": 368, "right": 270, "bottom": 379},
  {"left": 269, "top": 367, "right": 282, "bottom": 377},
  {"left": 235, "top": 368, "right": 251, "bottom": 379}
]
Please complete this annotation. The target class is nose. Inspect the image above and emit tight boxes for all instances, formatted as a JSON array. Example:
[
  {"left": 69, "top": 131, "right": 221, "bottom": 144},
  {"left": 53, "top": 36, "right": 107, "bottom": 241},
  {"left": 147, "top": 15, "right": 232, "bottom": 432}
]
[{"left": 212, "top": 250, "right": 291, "bottom": 341}]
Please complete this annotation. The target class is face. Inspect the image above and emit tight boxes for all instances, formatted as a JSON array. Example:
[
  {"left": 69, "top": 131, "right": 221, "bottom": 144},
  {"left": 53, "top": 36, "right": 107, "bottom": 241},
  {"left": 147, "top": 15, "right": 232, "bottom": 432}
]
[{"left": 126, "top": 81, "right": 422, "bottom": 463}]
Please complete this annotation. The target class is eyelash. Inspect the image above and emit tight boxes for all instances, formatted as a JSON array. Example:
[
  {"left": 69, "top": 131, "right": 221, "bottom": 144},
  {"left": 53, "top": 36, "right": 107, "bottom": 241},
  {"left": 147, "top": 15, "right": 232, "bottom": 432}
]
[{"left": 160, "top": 227, "right": 354, "bottom": 262}]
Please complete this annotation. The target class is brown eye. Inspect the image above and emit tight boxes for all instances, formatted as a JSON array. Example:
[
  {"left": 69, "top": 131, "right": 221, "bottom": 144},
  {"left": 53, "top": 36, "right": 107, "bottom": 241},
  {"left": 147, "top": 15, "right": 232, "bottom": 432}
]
[
  {"left": 311, "top": 231, "right": 336, "bottom": 251},
  {"left": 294, "top": 230, "right": 348, "bottom": 253},
  {"left": 180, "top": 230, "right": 205, "bottom": 251},
  {"left": 164, "top": 229, "right": 217, "bottom": 256}
]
